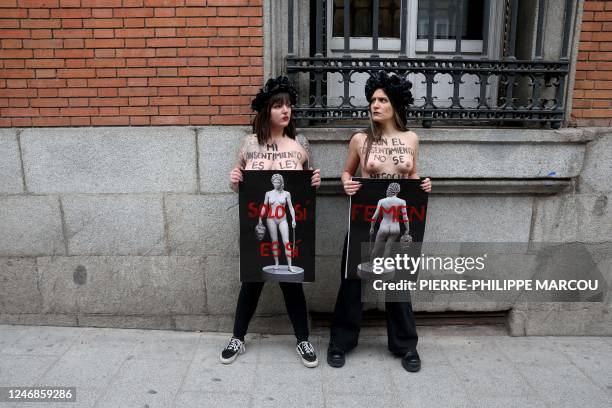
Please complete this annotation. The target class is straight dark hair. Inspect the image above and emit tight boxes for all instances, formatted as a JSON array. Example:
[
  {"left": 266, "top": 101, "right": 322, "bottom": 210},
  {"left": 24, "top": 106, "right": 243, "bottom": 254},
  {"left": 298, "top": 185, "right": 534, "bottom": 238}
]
[{"left": 252, "top": 92, "right": 296, "bottom": 145}]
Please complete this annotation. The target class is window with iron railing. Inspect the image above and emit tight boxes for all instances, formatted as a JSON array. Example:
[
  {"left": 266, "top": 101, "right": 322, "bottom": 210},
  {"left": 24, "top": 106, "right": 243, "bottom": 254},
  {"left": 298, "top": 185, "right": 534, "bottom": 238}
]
[{"left": 285, "top": 0, "right": 576, "bottom": 128}]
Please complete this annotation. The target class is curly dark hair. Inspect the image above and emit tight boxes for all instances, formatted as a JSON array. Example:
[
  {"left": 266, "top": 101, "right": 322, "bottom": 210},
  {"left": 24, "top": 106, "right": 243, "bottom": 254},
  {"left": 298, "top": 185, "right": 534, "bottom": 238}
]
[
  {"left": 251, "top": 75, "right": 298, "bottom": 112},
  {"left": 365, "top": 71, "right": 414, "bottom": 123}
]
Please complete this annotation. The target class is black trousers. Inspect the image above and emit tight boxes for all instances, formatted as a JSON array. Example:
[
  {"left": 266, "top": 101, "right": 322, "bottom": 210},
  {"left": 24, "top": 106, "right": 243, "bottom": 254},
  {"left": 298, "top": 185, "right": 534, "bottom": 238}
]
[
  {"left": 233, "top": 281, "right": 309, "bottom": 342},
  {"left": 329, "top": 235, "right": 418, "bottom": 354}
]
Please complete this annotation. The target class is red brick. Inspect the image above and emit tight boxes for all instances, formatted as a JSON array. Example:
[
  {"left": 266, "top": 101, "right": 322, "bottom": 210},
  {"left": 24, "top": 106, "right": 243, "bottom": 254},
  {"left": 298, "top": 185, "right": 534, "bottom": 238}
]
[
  {"left": 176, "top": 7, "right": 216, "bottom": 17},
  {"left": 4, "top": 60, "right": 25, "bottom": 69},
  {"left": 0, "top": 29, "right": 31, "bottom": 38},
  {"left": 64, "top": 58, "right": 84, "bottom": 68},
  {"left": 588, "top": 51, "right": 612, "bottom": 60},
  {"left": 0, "top": 8, "right": 27, "bottom": 18},
  {"left": 81, "top": 0, "right": 121, "bottom": 7},
  {"left": 28, "top": 8, "right": 50, "bottom": 18},
  {"left": 189, "top": 116, "right": 210, "bottom": 125},
  {"left": 115, "top": 28, "right": 155, "bottom": 37},
  {"left": 581, "top": 108, "right": 612, "bottom": 117},
  {"left": 150, "top": 96, "right": 187, "bottom": 105},
  {"left": 119, "top": 106, "right": 158, "bottom": 115},
  {"left": 113, "top": 8, "right": 153, "bottom": 17},
  {"left": 86, "top": 58, "right": 126, "bottom": 68},
  {"left": 1, "top": 107, "right": 40, "bottom": 117},
  {"left": 147, "top": 37, "right": 186, "bottom": 47},
  {"left": 154, "top": 27, "right": 175, "bottom": 37},
  {"left": 97, "top": 87, "right": 118, "bottom": 96},
  {"left": 128, "top": 96, "right": 149, "bottom": 105},
  {"left": 125, "top": 38, "right": 145, "bottom": 47},
  {"left": 87, "top": 77, "right": 126, "bottom": 87},
  {"left": 144, "top": 0, "right": 183, "bottom": 6},
  {"left": 122, "top": 0, "right": 145, "bottom": 7},
  {"left": 61, "top": 19, "right": 83, "bottom": 29},
  {"left": 0, "top": 19, "right": 19, "bottom": 28},
  {"left": 593, "top": 11, "right": 612, "bottom": 21},
  {"left": 130, "top": 115, "right": 150, "bottom": 125},
  {"left": 95, "top": 68, "right": 117, "bottom": 77},
  {"left": 207, "top": 0, "right": 248, "bottom": 5},
  {"left": 0, "top": 68, "right": 35, "bottom": 78},
  {"left": 147, "top": 57, "right": 187, "bottom": 67},
  {"left": 238, "top": 7, "right": 262, "bottom": 16},
  {"left": 31, "top": 97, "right": 68, "bottom": 107},
  {"left": 33, "top": 116, "right": 70, "bottom": 126},
  {"left": 583, "top": 1, "right": 605, "bottom": 11},
  {"left": 53, "top": 29, "right": 93, "bottom": 38},
  {"left": 69, "top": 116, "right": 91, "bottom": 125},
  {"left": 50, "top": 8, "right": 91, "bottom": 18},
  {"left": 117, "top": 67, "right": 156, "bottom": 76},
  {"left": 178, "top": 47, "right": 216, "bottom": 57},
  {"left": 124, "top": 18, "right": 145, "bottom": 27},
  {"left": 176, "top": 27, "right": 216, "bottom": 37},
  {"left": 62, "top": 38, "right": 84, "bottom": 47},
  {"left": 151, "top": 115, "right": 188, "bottom": 125},
  {"left": 592, "top": 31, "right": 612, "bottom": 41},
  {"left": 207, "top": 16, "right": 248, "bottom": 26},
  {"left": 580, "top": 41, "right": 599, "bottom": 51},
  {"left": 82, "top": 18, "right": 123, "bottom": 28},
  {"left": 25, "top": 58, "right": 65, "bottom": 68},
  {"left": 157, "top": 86, "right": 177, "bottom": 95},
  {"left": 89, "top": 97, "right": 128, "bottom": 106},
  {"left": 18, "top": 0, "right": 59, "bottom": 7},
  {"left": 85, "top": 38, "right": 124, "bottom": 48},
  {"left": 116, "top": 48, "right": 156, "bottom": 58},
  {"left": 38, "top": 88, "right": 58, "bottom": 97},
  {"left": 0, "top": 49, "right": 33, "bottom": 58},
  {"left": 581, "top": 22, "right": 602, "bottom": 32},
  {"left": 149, "top": 77, "right": 186, "bottom": 86},
  {"left": 20, "top": 19, "right": 61, "bottom": 28},
  {"left": 154, "top": 7, "right": 175, "bottom": 17},
  {"left": 91, "top": 116, "right": 130, "bottom": 125},
  {"left": 118, "top": 86, "right": 157, "bottom": 96},
  {"left": 146, "top": 17, "right": 185, "bottom": 27},
  {"left": 59, "top": 87, "right": 98, "bottom": 97},
  {"left": 155, "top": 48, "right": 176, "bottom": 57},
  {"left": 31, "top": 30, "right": 52, "bottom": 40},
  {"left": 68, "top": 98, "right": 89, "bottom": 107}
]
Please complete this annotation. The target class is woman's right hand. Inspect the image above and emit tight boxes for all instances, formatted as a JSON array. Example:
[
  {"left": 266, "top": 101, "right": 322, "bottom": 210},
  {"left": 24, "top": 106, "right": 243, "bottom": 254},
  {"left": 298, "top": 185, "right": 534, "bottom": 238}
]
[
  {"left": 229, "top": 166, "right": 243, "bottom": 187},
  {"left": 343, "top": 179, "right": 362, "bottom": 196}
]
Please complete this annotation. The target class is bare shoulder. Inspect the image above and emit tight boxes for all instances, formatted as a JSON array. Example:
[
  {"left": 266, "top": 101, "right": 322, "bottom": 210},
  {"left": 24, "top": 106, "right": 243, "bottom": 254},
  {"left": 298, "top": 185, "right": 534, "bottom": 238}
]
[
  {"left": 294, "top": 134, "right": 310, "bottom": 155},
  {"left": 349, "top": 131, "right": 367, "bottom": 147},
  {"left": 403, "top": 130, "right": 419, "bottom": 141}
]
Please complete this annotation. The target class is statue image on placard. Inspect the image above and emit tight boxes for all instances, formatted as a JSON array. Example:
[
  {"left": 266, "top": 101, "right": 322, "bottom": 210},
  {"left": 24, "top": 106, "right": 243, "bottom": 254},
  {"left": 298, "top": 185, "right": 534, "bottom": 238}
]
[
  {"left": 358, "top": 182, "right": 412, "bottom": 279},
  {"left": 256, "top": 173, "right": 304, "bottom": 277}
]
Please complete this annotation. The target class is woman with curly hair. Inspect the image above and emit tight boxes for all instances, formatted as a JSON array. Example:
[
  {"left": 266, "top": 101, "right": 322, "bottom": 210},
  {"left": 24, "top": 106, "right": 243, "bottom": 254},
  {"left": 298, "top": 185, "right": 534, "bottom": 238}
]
[
  {"left": 220, "top": 76, "right": 321, "bottom": 368},
  {"left": 327, "top": 71, "right": 432, "bottom": 372}
]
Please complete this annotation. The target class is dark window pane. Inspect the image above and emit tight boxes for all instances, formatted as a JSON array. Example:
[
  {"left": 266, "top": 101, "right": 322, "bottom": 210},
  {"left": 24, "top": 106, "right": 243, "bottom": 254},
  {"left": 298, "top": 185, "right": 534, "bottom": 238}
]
[
  {"left": 332, "top": 0, "right": 401, "bottom": 38},
  {"left": 417, "top": 0, "right": 484, "bottom": 40}
]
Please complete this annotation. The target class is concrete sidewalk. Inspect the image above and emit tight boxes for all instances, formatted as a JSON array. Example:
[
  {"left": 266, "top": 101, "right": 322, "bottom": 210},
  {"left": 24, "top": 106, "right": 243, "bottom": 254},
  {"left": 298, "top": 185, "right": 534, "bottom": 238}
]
[{"left": 0, "top": 324, "right": 610, "bottom": 408}]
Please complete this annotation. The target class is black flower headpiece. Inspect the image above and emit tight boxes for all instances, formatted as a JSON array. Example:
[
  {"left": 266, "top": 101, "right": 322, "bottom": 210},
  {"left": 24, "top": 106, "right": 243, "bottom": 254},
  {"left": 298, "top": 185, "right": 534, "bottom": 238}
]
[
  {"left": 251, "top": 75, "right": 298, "bottom": 112},
  {"left": 365, "top": 71, "right": 414, "bottom": 109}
]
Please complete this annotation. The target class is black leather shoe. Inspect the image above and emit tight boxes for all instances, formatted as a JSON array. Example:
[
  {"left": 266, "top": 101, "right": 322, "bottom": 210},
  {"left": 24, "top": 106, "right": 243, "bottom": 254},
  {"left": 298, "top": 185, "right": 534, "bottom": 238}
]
[
  {"left": 327, "top": 345, "right": 345, "bottom": 368},
  {"left": 401, "top": 350, "right": 421, "bottom": 372}
]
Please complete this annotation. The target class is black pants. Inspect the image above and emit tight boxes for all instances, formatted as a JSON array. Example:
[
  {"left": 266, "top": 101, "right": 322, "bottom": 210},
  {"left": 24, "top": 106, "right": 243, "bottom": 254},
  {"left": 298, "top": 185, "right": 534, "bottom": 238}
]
[
  {"left": 329, "top": 235, "right": 418, "bottom": 354},
  {"left": 233, "top": 281, "right": 309, "bottom": 342}
]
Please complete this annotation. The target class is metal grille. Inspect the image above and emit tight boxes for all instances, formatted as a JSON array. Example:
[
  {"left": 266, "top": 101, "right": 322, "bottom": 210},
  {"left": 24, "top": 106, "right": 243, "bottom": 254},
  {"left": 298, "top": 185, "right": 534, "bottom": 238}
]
[{"left": 286, "top": 0, "right": 575, "bottom": 128}]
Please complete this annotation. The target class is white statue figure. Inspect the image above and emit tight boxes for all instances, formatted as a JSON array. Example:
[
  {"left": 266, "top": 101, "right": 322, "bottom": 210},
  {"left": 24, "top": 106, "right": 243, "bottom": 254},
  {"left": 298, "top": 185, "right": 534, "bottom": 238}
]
[
  {"left": 258, "top": 173, "right": 302, "bottom": 274},
  {"left": 358, "top": 182, "right": 411, "bottom": 278}
]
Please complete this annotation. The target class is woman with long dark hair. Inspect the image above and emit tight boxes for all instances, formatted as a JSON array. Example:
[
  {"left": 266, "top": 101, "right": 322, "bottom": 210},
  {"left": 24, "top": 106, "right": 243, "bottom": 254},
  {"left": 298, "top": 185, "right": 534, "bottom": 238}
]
[
  {"left": 221, "top": 76, "right": 321, "bottom": 368},
  {"left": 327, "top": 71, "right": 432, "bottom": 372}
]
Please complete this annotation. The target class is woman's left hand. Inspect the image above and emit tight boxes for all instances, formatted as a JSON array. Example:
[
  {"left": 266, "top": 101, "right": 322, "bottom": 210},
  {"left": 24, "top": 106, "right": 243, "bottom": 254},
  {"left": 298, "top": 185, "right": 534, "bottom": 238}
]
[
  {"left": 310, "top": 168, "right": 321, "bottom": 188},
  {"left": 292, "top": 220, "right": 297, "bottom": 228},
  {"left": 421, "top": 177, "right": 432, "bottom": 193}
]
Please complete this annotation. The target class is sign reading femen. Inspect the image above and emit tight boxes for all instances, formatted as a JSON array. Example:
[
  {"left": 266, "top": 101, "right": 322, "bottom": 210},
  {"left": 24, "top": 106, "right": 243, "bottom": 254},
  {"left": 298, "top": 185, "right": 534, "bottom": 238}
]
[
  {"left": 239, "top": 170, "right": 316, "bottom": 282},
  {"left": 346, "top": 178, "right": 428, "bottom": 280}
]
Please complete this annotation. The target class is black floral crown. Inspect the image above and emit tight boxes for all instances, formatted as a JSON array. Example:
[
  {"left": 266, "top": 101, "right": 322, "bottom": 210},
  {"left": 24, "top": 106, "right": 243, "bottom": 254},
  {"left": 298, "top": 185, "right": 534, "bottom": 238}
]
[
  {"left": 365, "top": 71, "right": 414, "bottom": 108},
  {"left": 251, "top": 75, "right": 298, "bottom": 112}
]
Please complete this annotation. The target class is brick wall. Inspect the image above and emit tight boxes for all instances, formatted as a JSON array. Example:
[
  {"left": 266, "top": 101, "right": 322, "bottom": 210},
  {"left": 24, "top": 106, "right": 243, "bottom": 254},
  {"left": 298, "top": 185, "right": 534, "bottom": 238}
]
[
  {"left": 571, "top": 0, "right": 612, "bottom": 127},
  {"left": 0, "top": 0, "right": 263, "bottom": 127}
]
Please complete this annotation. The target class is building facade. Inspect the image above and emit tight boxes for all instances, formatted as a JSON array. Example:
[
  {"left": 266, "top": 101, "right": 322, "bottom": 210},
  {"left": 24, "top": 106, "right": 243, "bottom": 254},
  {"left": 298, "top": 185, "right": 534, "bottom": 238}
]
[{"left": 1, "top": 0, "right": 611, "bottom": 335}]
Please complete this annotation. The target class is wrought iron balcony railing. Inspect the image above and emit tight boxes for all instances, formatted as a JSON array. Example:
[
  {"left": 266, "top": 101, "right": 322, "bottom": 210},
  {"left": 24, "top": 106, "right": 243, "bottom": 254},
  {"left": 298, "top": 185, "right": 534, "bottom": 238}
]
[{"left": 285, "top": 0, "right": 576, "bottom": 128}]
